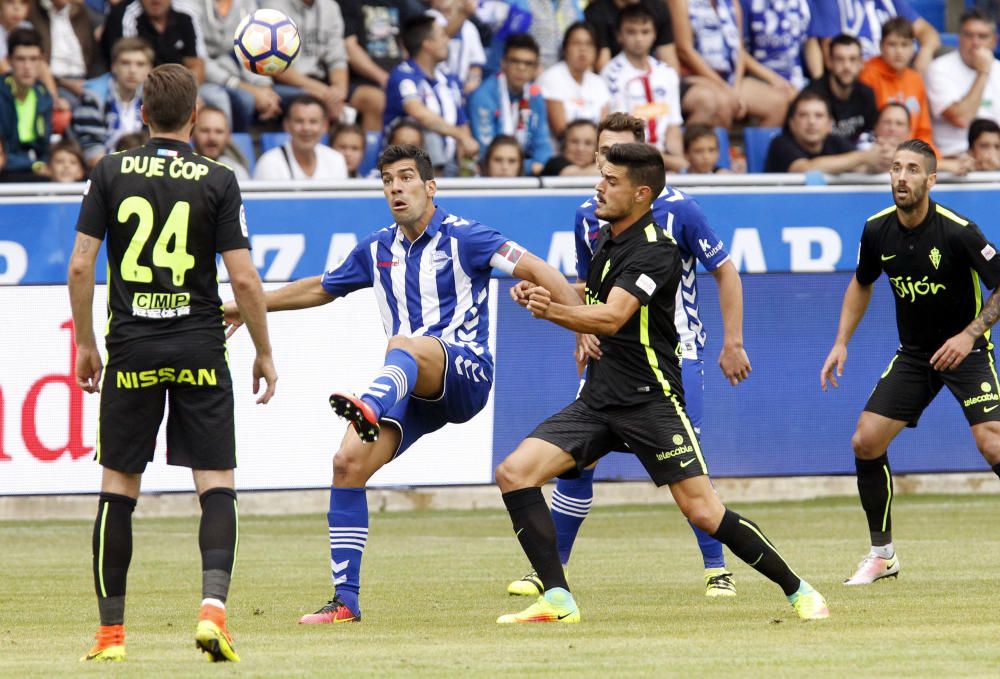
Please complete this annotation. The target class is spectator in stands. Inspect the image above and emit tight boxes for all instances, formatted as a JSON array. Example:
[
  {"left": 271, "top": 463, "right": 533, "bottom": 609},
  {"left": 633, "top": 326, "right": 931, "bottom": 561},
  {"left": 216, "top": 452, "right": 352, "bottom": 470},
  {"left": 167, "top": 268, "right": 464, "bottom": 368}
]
[
  {"left": 683, "top": 124, "right": 730, "bottom": 173},
  {"left": 475, "top": 0, "right": 531, "bottom": 76},
  {"left": 968, "top": 118, "right": 1000, "bottom": 171},
  {"left": 468, "top": 33, "right": 552, "bottom": 175},
  {"left": 115, "top": 130, "right": 148, "bottom": 152},
  {"left": 429, "top": 0, "right": 485, "bottom": 95},
  {"left": 269, "top": 0, "right": 349, "bottom": 121},
  {"left": 331, "top": 122, "right": 366, "bottom": 177},
  {"left": 192, "top": 105, "right": 251, "bottom": 181},
  {"left": 0, "top": 28, "right": 51, "bottom": 180},
  {"left": 72, "top": 37, "right": 152, "bottom": 168},
  {"left": 384, "top": 15, "right": 475, "bottom": 175},
  {"left": 926, "top": 8, "right": 1000, "bottom": 158},
  {"left": 29, "top": 0, "right": 98, "bottom": 105},
  {"left": 668, "top": 0, "right": 791, "bottom": 128},
  {"left": 526, "top": 0, "right": 583, "bottom": 70},
  {"left": 805, "top": 34, "right": 877, "bottom": 147},
  {"left": 540, "top": 118, "right": 599, "bottom": 175},
  {"left": 101, "top": 0, "right": 205, "bottom": 84},
  {"left": 601, "top": 5, "right": 685, "bottom": 171},
  {"left": 740, "top": 0, "right": 826, "bottom": 89},
  {"left": 815, "top": 0, "right": 940, "bottom": 73},
  {"left": 538, "top": 22, "right": 611, "bottom": 138},
  {"left": 0, "top": 0, "right": 31, "bottom": 71},
  {"left": 584, "top": 0, "right": 675, "bottom": 71},
  {"left": 254, "top": 94, "right": 348, "bottom": 180},
  {"left": 385, "top": 117, "right": 424, "bottom": 146},
  {"left": 859, "top": 17, "right": 933, "bottom": 146},
  {"left": 189, "top": 0, "right": 282, "bottom": 132},
  {"left": 870, "top": 101, "right": 911, "bottom": 146},
  {"left": 44, "top": 137, "right": 85, "bottom": 182},
  {"left": 339, "top": 0, "right": 424, "bottom": 132},
  {"left": 765, "top": 89, "right": 891, "bottom": 173},
  {"left": 482, "top": 134, "right": 523, "bottom": 176}
]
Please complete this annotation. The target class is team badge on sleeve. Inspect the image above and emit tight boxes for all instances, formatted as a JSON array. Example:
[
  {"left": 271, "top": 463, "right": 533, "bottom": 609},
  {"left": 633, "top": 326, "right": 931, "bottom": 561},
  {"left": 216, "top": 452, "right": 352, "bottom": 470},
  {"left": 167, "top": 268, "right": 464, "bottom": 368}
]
[
  {"left": 635, "top": 273, "right": 657, "bottom": 296},
  {"left": 982, "top": 244, "right": 996, "bottom": 261},
  {"left": 239, "top": 205, "right": 248, "bottom": 237},
  {"left": 491, "top": 241, "right": 526, "bottom": 274}
]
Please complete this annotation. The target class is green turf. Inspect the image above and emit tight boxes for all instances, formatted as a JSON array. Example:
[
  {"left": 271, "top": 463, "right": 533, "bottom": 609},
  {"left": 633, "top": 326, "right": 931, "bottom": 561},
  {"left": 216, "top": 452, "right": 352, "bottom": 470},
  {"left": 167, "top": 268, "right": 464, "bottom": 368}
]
[{"left": 2, "top": 494, "right": 998, "bottom": 677}]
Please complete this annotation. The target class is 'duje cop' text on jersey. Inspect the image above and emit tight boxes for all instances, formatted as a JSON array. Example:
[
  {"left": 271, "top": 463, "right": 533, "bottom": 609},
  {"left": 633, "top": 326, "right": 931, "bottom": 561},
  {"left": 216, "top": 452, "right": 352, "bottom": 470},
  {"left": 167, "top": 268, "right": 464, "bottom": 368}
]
[
  {"left": 75, "top": 138, "right": 250, "bottom": 347},
  {"left": 581, "top": 212, "right": 683, "bottom": 410},
  {"left": 857, "top": 201, "right": 1000, "bottom": 356}
]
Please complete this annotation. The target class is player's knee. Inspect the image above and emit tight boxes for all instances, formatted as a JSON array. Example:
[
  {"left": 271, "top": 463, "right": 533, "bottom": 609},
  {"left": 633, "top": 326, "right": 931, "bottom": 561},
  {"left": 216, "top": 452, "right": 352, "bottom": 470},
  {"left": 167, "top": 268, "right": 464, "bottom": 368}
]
[
  {"left": 684, "top": 502, "right": 721, "bottom": 533},
  {"left": 385, "top": 335, "right": 414, "bottom": 354},
  {"left": 973, "top": 427, "right": 1000, "bottom": 465},
  {"left": 494, "top": 458, "right": 525, "bottom": 492},
  {"left": 851, "top": 429, "right": 883, "bottom": 460},
  {"left": 332, "top": 448, "right": 366, "bottom": 484}
]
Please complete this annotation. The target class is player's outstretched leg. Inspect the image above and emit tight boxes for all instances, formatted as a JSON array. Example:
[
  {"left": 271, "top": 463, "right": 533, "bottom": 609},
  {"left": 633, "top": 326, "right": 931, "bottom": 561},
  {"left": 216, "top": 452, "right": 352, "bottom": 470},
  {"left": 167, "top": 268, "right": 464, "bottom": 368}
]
[
  {"left": 82, "top": 493, "right": 135, "bottom": 662},
  {"left": 300, "top": 487, "right": 368, "bottom": 624},
  {"left": 330, "top": 347, "right": 419, "bottom": 442},
  {"left": 508, "top": 468, "right": 594, "bottom": 596},
  {"left": 194, "top": 487, "right": 240, "bottom": 662},
  {"left": 497, "top": 487, "right": 580, "bottom": 623}
]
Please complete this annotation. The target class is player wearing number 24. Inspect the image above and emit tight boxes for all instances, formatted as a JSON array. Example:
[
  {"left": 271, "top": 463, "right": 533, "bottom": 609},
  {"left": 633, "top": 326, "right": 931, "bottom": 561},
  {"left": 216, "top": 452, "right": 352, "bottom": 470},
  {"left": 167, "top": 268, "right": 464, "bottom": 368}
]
[{"left": 68, "top": 65, "right": 276, "bottom": 663}]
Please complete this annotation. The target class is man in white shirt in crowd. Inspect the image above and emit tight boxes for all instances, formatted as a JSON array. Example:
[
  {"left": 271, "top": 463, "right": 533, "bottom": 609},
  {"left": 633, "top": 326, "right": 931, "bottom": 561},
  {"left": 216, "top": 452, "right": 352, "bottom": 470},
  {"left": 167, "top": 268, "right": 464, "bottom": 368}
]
[
  {"left": 926, "top": 8, "right": 1000, "bottom": 157},
  {"left": 601, "top": 4, "right": 684, "bottom": 171},
  {"left": 193, "top": 106, "right": 251, "bottom": 181},
  {"left": 254, "top": 94, "right": 348, "bottom": 180}
]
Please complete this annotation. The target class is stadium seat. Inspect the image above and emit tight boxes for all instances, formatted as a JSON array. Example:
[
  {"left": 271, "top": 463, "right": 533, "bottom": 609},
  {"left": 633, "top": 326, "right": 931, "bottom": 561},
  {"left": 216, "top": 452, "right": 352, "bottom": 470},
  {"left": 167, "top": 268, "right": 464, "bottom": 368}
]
[
  {"left": 715, "top": 127, "right": 731, "bottom": 170},
  {"left": 260, "top": 131, "right": 330, "bottom": 153},
  {"left": 940, "top": 32, "right": 959, "bottom": 50},
  {"left": 909, "top": 0, "right": 946, "bottom": 31},
  {"left": 743, "top": 126, "right": 781, "bottom": 174},
  {"left": 230, "top": 132, "right": 255, "bottom": 175}
]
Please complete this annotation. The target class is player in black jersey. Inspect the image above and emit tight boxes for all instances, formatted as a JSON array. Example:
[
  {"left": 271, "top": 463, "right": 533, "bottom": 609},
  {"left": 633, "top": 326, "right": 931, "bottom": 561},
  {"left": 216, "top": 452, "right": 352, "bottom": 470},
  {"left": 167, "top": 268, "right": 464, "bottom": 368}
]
[
  {"left": 821, "top": 139, "right": 1000, "bottom": 586},
  {"left": 494, "top": 143, "right": 829, "bottom": 624},
  {"left": 68, "top": 64, "right": 277, "bottom": 663}
]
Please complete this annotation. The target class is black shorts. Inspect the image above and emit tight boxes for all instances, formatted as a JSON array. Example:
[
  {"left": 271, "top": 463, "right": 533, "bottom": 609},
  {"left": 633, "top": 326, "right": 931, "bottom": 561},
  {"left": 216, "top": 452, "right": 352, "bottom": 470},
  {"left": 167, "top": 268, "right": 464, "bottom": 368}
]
[
  {"left": 865, "top": 347, "right": 1000, "bottom": 427},
  {"left": 98, "top": 338, "right": 236, "bottom": 473},
  {"left": 529, "top": 396, "right": 707, "bottom": 487}
]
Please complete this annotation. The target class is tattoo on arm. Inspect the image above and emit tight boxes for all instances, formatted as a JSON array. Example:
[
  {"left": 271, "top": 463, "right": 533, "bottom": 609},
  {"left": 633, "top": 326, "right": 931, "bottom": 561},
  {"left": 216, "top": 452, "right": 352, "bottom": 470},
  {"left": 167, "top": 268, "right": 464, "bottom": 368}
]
[
  {"left": 77, "top": 239, "right": 92, "bottom": 254},
  {"left": 967, "top": 288, "right": 1000, "bottom": 337}
]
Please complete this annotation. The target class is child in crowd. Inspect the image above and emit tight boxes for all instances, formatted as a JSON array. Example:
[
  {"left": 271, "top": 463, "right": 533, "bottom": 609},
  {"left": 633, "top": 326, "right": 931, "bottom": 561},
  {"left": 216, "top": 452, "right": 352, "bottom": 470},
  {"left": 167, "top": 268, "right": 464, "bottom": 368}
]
[
  {"left": 683, "top": 124, "right": 732, "bottom": 174},
  {"left": 46, "top": 138, "right": 86, "bottom": 182},
  {"left": 331, "top": 123, "right": 366, "bottom": 178},
  {"left": 540, "top": 119, "right": 599, "bottom": 176},
  {"left": 482, "top": 134, "right": 524, "bottom": 176}
]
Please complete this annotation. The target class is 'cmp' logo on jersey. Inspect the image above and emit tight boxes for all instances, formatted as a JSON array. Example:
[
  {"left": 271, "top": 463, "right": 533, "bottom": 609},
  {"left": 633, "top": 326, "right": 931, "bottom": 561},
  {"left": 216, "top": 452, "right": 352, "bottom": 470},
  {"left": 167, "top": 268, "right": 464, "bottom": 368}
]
[
  {"left": 929, "top": 247, "right": 941, "bottom": 270},
  {"left": 889, "top": 275, "right": 946, "bottom": 302}
]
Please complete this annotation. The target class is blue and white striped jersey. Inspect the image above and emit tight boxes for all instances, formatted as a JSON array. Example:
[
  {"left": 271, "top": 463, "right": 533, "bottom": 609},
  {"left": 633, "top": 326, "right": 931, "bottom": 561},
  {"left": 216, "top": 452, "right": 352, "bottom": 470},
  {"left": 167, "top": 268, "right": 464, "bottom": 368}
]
[
  {"left": 321, "top": 207, "right": 523, "bottom": 371},
  {"left": 575, "top": 186, "right": 729, "bottom": 359}
]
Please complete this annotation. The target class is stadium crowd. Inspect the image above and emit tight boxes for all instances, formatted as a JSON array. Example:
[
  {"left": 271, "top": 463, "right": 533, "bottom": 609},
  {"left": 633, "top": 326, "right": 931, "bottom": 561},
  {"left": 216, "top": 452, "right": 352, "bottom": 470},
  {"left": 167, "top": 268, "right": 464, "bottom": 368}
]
[{"left": 0, "top": 0, "right": 999, "bottom": 183}]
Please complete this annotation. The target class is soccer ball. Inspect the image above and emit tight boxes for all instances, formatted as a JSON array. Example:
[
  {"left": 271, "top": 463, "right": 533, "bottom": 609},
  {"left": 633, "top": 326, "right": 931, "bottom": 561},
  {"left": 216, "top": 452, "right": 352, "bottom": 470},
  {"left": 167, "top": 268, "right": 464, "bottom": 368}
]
[{"left": 233, "top": 9, "right": 301, "bottom": 76}]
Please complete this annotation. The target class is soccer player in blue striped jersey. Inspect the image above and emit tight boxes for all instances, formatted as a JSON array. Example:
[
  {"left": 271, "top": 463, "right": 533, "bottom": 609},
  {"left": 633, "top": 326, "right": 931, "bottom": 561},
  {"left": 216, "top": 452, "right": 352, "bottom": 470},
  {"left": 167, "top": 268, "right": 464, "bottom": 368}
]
[
  {"left": 507, "top": 113, "right": 751, "bottom": 598},
  {"left": 223, "top": 144, "right": 578, "bottom": 624}
]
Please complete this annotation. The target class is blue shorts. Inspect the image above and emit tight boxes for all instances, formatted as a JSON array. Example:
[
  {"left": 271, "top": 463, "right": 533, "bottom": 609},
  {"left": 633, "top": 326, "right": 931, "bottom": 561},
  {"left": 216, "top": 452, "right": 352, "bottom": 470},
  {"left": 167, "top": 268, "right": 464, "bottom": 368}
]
[
  {"left": 682, "top": 358, "right": 704, "bottom": 436},
  {"left": 382, "top": 337, "right": 493, "bottom": 457}
]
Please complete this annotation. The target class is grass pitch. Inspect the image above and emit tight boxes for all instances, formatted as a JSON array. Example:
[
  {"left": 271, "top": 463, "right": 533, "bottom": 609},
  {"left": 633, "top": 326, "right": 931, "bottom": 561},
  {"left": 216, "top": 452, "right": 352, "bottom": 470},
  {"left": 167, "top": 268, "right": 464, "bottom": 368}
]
[{"left": 2, "top": 494, "right": 999, "bottom": 677}]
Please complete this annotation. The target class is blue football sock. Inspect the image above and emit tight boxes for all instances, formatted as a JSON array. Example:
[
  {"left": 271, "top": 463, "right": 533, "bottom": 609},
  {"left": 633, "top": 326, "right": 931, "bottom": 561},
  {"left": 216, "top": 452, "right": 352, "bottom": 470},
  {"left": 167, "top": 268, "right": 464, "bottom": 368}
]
[
  {"left": 551, "top": 467, "right": 595, "bottom": 565},
  {"left": 690, "top": 520, "right": 726, "bottom": 569},
  {"left": 327, "top": 487, "right": 368, "bottom": 615},
  {"left": 360, "top": 348, "right": 417, "bottom": 420}
]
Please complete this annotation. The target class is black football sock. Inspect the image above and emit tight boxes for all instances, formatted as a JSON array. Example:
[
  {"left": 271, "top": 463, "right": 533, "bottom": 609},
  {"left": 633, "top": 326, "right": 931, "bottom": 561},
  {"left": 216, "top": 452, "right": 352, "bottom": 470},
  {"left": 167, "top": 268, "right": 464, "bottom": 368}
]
[
  {"left": 992, "top": 463, "right": 1000, "bottom": 481},
  {"left": 711, "top": 509, "right": 801, "bottom": 596},
  {"left": 856, "top": 454, "right": 893, "bottom": 546},
  {"left": 199, "top": 487, "right": 238, "bottom": 604},
  {"left": 92, "top": 493, "right": 136, "bottom": 626},
  {"left": 502, "top": 487, "right": 569, "bottom": 592}
]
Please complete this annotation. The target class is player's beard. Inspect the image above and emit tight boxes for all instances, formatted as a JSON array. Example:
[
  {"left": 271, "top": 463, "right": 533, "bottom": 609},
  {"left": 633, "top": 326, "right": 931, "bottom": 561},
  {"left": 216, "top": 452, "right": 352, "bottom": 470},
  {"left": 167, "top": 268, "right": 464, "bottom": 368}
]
[
  {"left": 893, "top": 181, "right": 926, "bottom": 213},
  {"left": 594, "top": 203, "right": 629, "bottom": 222}
]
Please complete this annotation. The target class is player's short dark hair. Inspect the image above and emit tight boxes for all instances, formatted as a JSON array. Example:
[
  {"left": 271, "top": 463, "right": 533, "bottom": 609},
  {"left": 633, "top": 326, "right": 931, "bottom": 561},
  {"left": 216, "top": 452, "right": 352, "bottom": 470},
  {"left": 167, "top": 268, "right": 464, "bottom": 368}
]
[
  {"left": 287, "top": 93, "right": 325, "bottom": 116},
  {"left": 959, "top": 7, "right": 996, "bottom": 31},
  {"left": 143, "top": 64, "right": 197, "bottom": 133},
  {"left": 561, "top": 22, "right": 598, "bottom": 57},
  {"left": 378, "top": 144, "right": 434, "bottom": 180},
  {"left": 111, "top": 36, "right": 154, "bottom": 65},
  {"left": 879, "top": 102, "right": 911, "bottom": 128},
  {"left": 504, "top": 33, "right": 540, "bottom": 57},
  {"left": 881, "top": 16, "right": 914, "bottom": 42},
  {"left": 7, "top": 27, "right": 41, "bottom": 57},
  {"left": 605, "top": 142, "right": 664, "bottom": 200},
  {"left": 597, "top": 112, "right": 645, "bottom": 143},
  {"left": 484, "top": 135, "right": 524, "bottom": 176},
  {"left": 617, "top": 4, "right": 655, "bottom": 31},
  {"left": 969, "top": 118, "right": 1000, "bottom": 146},
  {"left": 787, "top": 89, "right": 833, "bottom": 123},
  {"left": 896, "top": 138, "right": 937, "bottom": 173},
  {"left": 402, "top": 15, "right": 437, "bottom": 57},
  {"left": 829, "top": 33, "right": 862, "bottom": 54},
  {"left": 683, "top": 124, "right": 717, "bottom": 152}
]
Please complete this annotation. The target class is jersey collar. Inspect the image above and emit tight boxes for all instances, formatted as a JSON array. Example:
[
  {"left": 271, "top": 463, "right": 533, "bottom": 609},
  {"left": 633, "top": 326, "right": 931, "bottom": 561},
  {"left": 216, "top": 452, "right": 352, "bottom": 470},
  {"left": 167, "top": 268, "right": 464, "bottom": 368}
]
[
  {"left": 395, "top": 204, "right": 444, "bottom": 244},
  {"left": 608, "top": 209, "right": 656, "bottom": 242}
]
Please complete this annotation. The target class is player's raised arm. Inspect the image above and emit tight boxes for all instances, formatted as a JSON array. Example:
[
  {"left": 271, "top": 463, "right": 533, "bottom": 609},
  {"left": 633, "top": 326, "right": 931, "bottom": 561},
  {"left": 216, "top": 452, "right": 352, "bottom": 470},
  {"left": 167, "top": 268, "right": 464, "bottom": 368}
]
[
  {"left": 67, "top": 232, "right": 104, "bottom": 393},
  {"left": 223, "top": 275, "right": 338, "bottom": 334},
  {"left": 510, "top": 251, "right": 579, "bottom": 307},
  {"left": 222, "top": 248, "right": 277, "bottom": 404},
  {"left": 821, "top": 277, "right": 874, "bottom": 390}
]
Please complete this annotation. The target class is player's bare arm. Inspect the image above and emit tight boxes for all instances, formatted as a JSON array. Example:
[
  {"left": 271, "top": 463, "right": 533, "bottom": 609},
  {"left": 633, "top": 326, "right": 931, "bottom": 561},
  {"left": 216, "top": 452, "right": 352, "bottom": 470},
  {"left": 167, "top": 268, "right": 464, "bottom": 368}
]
[
  {"left": 224, "top": 275, "right": 336, "bottom": 334},
  {"left": 711, "top": 261, "right": 751, "bottom": 386},
  {"left": 67, "top": 232, "right": 103, "bottom": 393},
  {"left": 821, "top": 277, "right": 875, "bottom": 390},
  {"left": 511, "top": 252, "right": 580, "bottom": 308},
  {"left": 526, "top": 285, "right": 640, "bottom": 335},
  {"left": 222, "top": 248, "right": 277, "bottom": 404},
  {"left": 931, "top": 287, "right": 1000, "bottom": 371}
]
